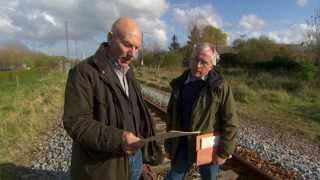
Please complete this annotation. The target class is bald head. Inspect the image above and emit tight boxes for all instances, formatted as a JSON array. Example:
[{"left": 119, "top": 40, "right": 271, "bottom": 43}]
[
  {"left": 108, "top": 17, "right": 142, "bottom": 68},
  {"left": 110, "top": 17, "right": 141, "bottom": 40}
]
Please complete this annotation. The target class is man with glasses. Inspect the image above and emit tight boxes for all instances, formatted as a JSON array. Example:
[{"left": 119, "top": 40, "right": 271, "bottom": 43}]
[{"left": 164, "top": 43, "right": 239, "bottom": 180}]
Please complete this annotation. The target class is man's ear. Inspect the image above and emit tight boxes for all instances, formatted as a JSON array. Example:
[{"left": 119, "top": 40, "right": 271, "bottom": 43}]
[{"left": 107, "top": 32, "right": 113, "bottom": 41}]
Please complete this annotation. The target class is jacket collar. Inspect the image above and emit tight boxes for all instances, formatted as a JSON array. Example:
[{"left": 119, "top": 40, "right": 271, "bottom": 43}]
[
  {"left": 184, "top": 72, "right": 208, "bottom": 85},
  {"left": 170, "top": 69, "right": 224, "bottom": 98},
  {"left": 92, "top": 42, "right": 110, "bottom": 73},
  {"left": 90, "top": 42, "right": 135, "bottom": 98},
  {"left": 91, "top": 42, "right": 135, "bottom": 80},
  {"left": 206, "top": 69, "right": 224, "bottom": 90}
]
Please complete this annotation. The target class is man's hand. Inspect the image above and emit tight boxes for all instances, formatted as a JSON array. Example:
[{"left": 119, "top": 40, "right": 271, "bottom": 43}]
[
  {"left": 122, "top": 131, "right": 144, "bottom": 154},
  {"left": 215, "top": 155, "right": 232, "bottom": 165}
]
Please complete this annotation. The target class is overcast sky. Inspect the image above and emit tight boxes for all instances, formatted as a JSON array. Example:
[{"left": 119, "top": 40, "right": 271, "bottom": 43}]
[{"left": 0, "top": 0, "right": 318, "bottom": 58}]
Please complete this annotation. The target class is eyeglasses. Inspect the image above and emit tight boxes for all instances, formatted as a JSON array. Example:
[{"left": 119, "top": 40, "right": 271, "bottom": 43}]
[{"left": 192, "top": 58, "right": 211, "bottom": 67}]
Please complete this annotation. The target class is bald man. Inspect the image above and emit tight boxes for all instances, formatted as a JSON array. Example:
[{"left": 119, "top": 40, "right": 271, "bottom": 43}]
[{"left": 63, "top": 17, "right": 162, "bottom": 180}]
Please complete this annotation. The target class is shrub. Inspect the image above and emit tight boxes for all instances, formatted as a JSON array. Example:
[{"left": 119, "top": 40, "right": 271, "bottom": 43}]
[
  {"left": 247, "top": 72, "right": 303, "bottom": 92},
  {"left": 281, "top": 81, "right": 303, "bottom": 92},
  {"left": 233, "top": 83, "right": 256, "bottom": 103},
  {"left": 219, "top": 53, "right": 242, "bottom": 67},
  {"left": 261, "top": 90, "right": 290, "bottom": 103},
  {"left": 254, "top": 55, "right": 301, "bottom": 72},
  {"left": 141, "top": 52, "right": 155, "bottom": 66},
  {"left": 162, "top": 52, "right": 184, "bottom": 68},
  {"left": 298, "top": 60, "right": 317, "bottom": 81},
  {"left": 247, "top": 72, "right": 276, "bottom": 89}
]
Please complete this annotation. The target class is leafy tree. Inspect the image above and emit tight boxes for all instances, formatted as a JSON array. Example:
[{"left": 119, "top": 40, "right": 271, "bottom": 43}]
[
  {"left": 237, "top": 36, "right": 277, "bottom": 63},
  {"left": 200, "top": 25, "right": 227, "bottom": 46},
  {"left": 182, "top": 25, "right": 228, "bottom": 66},
  {"left": 187, "top": 25, "right": 201, "bottom": 47},
  {"left": 232, "top": 39, "right": 245, "bottom": 49},
  {"left": 179, "top": 25, "right": 201, "bottom": 67},
  {"left": 168, "top": 34, "right": 180, "bottom": 51},
  {"left": 232, "top": 34, "right": 247, "bottom": 49},
  {"left": 186, "top": 25, "right": 227, "bottom": 47}
]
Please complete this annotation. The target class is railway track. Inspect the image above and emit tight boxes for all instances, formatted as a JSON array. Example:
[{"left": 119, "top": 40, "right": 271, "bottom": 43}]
[{"left": 143, "top": 96, "right": 296, "bottom": 180}]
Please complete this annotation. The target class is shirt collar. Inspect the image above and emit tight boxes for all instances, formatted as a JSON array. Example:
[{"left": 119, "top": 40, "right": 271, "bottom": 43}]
[
  {"left": 106, "top": 52, "right": 130, "bottom": 74},
  {"left": 184, "top": 72, "right": 208, "bottom": 84}
]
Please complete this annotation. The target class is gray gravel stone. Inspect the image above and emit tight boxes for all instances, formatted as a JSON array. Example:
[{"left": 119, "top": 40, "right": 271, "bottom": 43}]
[{"left": 29, "top": 127, "right": 72, "bottom": 180}]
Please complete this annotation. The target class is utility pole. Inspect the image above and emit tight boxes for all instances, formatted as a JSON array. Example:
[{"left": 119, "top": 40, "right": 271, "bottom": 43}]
[
  {"left": 64, "top": 21, "right": 70, "bottom": 73},
  {"left": 74, "top": 39, "right": 78, "bottom": 60},
  {"left": 140, "top": 31, "right": 153, "bottom": 66},
  {"left": 65, "top": 21, "right": 70, "bottom": 59},
  {"left": 140, "top": 32, "right": 144, "bottom": 66}
]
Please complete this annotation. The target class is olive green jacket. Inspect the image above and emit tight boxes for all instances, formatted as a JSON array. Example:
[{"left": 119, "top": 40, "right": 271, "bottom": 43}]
[
  {"left": 164, "top": 70, "right": 239, "bottom": 164},
  {"left": 63, "top": 43, "right": 162, "bottom": 180}
]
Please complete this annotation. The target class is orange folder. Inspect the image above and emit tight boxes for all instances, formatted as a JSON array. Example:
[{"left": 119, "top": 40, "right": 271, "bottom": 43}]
[{"left": 196, "top": 132, "right": 220, "bottom": 166}]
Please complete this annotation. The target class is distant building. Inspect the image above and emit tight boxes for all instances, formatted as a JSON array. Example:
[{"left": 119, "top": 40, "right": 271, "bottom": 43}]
[
  {"left": 278, "top": 43, "right": 307, "bottom": 52},
  {"left": 216, "top": 46, "right": 238, "bottom": 54},
  {"left": 0, "top": 66, "right": 13, "bottom": 71}
]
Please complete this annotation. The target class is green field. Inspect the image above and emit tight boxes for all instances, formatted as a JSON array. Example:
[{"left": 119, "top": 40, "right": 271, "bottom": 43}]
[{"left": 136, "top": 66, "right": 320, "bottom": 144}]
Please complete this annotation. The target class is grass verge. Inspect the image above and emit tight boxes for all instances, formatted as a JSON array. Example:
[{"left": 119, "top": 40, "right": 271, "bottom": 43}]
[{"left": 0, "top": 69, "right": 66, "bottom": 165}]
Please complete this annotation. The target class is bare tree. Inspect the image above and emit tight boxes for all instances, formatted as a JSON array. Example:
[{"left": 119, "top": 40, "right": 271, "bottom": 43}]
[{"left": 306, "top": 9, "right": 320, "bottom": 58}]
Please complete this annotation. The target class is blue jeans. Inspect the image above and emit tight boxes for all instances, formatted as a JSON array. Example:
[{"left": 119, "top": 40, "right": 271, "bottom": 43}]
[
  {"left": 128, "top": 150, "right": 143, "bottom": 180},
  {"left": 164, "top": 146, "right": 219, "bottom": 180}
]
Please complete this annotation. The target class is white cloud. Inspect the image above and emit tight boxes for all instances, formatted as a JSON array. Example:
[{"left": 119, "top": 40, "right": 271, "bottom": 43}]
[
  {"left": 136, "top": 16, "right": 167, "bottom": 46},
  {"left": 0, "top": 17, "right": 10, "bottom": 27},
  {"left": 0, "top": 15, "right": 21, "bottom": 36},
  {"left": 266, "top": 24, "right": 308, "bottom": 44},
  {"left": 153, "top": 29, "right": 167, "bottom": 44},
  {"left": 296, "top": 0, "right": 307, "bottom": 7},
  {"left": 267, "top": 32, "right": 281, "bottom": 42},
  {"left": 0, "top": 0, "right": 168, "bottom": 56},
  {"left": 173, "top": 5, "right": 223, "bottom": 31},
  {"left": 239, "top": 14, "right": 265, "bottom": 31},
  {"left": 42, "top": 12, "right": 57, "bottom": 26},
  {"left": 230, "top": 24, "right": 308, "bottom": 45}
]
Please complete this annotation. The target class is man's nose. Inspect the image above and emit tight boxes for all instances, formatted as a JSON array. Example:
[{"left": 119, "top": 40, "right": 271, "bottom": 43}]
[
  {"left": 128, "top": 47, "right": 138, "bottom": 56},
  {"left": 196, "top": 61, "right": 202, "bottom": 68}
]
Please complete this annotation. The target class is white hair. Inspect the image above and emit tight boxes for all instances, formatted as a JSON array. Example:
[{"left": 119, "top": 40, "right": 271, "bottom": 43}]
[{"left": 190, "top": 42, "right": 220, "bottom": 67}]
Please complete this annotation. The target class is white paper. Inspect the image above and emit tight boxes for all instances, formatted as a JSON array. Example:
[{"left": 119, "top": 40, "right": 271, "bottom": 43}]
[
  {"left": 200, "top": 135, "right": 220, "bottom": 149},
  {"left": 142, "top": 130, "right": 200, "bottom": 143}
]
